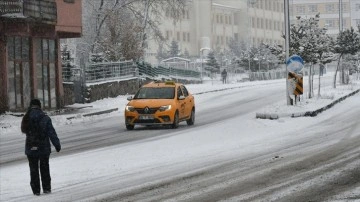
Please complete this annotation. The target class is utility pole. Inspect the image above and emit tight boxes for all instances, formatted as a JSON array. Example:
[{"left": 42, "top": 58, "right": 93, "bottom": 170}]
[
  {"left": 284, "top": 0, "right": 291, "bottom": 105},
  {"left": 339, "top": 0, "right": 343, "bottom": 32}
]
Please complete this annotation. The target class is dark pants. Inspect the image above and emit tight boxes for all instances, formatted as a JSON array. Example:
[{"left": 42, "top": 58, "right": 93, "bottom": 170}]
[{"left": 27, "top": 155, "right": 51, "bottom": 194}]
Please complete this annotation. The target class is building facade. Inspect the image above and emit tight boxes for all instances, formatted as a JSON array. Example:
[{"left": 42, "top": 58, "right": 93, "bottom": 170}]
[
  {"left": 0, "top": 0, "right": 82, "bottom": 113},
  {"left": 144, "top": 0, "right": 285, "bottom": 65},
  {"left": 350, "top": 0, "right": 360, "bottom": 28},
  {"left": 290, "top": 0, "right": 353, "bottom": 36}
]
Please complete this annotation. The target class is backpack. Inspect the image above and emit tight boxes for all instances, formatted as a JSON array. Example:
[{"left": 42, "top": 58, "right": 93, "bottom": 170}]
[{"left": 26, "top": 114, "right": 46, "bottom": 150}]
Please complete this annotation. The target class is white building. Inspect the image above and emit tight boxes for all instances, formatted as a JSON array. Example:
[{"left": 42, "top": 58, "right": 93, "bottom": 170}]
[
  {"left": 144, "top": 0, "right": 285, "bottom": 65},
  {"left": 290, "top": 0, "right": 353, "bottom": 36}
]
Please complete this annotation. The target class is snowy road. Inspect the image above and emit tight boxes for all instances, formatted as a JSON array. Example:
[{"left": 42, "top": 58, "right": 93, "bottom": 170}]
[
  {"left": 0, "top": 81, "right": 284, "bottom": 165},
  {"left": 1, "top": 76, "right": 360, "bottom": 201}
]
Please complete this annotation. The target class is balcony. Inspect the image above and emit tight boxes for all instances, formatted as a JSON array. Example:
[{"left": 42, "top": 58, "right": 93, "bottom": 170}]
[{"left": 0, "top": 0, "right": 57, "bottom": 24}]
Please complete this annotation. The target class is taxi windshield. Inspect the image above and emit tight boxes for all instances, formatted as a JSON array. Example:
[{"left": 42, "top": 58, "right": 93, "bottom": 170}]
[{"left": 134, "top": 87, "right": 175, "bottom": 99}]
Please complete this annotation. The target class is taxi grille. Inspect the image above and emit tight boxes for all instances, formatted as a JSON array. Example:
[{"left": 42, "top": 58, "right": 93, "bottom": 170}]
[{"left": 135, "top": 107, "right": 159, "bottom": 114}]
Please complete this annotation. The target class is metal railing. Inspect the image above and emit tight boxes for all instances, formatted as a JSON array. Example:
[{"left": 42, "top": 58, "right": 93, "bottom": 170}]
[
  {"left": 62, "top": 60, "right": 202, "bottom": 83},
  {"left": 0, "top": 0, "right": 22, "bottom": 15},
  {"left": 85, "top": 60, "right": 137, "bottom": 83},
  {"left": 0, "top": 0, "right": 57, "bottom": 24}
]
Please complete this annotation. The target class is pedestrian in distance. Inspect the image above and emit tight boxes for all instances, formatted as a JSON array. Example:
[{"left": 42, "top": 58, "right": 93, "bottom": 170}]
[
  {"left": 221, "top": 69, "right": 228, "bottom": 84},
  {"left": 21, "top": 99, "right": 61, "bottom": 196}
]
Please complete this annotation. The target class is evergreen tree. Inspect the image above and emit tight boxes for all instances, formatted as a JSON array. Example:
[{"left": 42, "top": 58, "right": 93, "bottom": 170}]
[
  {"left": 205, "top": 51, "right": 220, "bottom": 74},
  {"left": 168, "top": 40, "right": 180, "bottom": 57}
]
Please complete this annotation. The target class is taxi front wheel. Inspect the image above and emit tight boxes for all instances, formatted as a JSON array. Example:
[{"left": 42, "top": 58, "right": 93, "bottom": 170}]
[
  {"left": 186, "top": 108, "right": 195, "bottom": 125},
  {"left": 126, "top": 124, "right": 134, "bottom": 130},
  {"left": 172, "top": 111, "right": 179, "bottom": 129}
]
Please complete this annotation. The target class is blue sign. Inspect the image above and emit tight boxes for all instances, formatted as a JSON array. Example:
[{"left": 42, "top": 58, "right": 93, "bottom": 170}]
[{"left": 286, "top": 55, "right": 304, "bottom": 73}]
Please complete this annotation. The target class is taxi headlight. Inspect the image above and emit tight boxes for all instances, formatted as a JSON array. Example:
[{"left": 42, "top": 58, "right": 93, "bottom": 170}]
[
  {"left": 125, "top": 106, "right": 135, "bottom": 112},
  {"left": 159, "top": 105, "right": 172, "bottom": 112}
]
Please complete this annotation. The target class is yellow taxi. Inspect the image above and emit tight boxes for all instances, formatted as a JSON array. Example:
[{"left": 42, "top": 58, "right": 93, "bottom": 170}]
[{"left": 124, "top": 81, "right": 195, "bottom": 130}]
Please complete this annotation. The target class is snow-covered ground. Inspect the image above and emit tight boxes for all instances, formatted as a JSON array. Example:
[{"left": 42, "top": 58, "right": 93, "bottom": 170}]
[{"left": 0, "top": 73, "right": 359, "bottom": 201}]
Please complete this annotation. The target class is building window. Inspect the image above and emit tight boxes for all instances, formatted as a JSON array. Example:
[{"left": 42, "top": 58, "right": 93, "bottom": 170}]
[
  {"left": 325, "top": 4, "right": 335, "bottom": 13},
  {"left": 183, "top": 32, "right": 186, "bottom": 41},
  {"left": 265, "top": 19, "right": 268, "bottom": 29},
  {"left": 7, "top": 36, "right": 31, "bottom": 110},
  {"left": 35, "top": 38, "right": 56, "bottom": 109},
  {"left": 356, "top": 4, "right": 360, "bottom": 11},
  {"left": 308, "top": 5, "right": 317, "bottom": 13},
  {"left": 296, "top": 5, "right": 306, "bottom": 14},
  {"left": 64, "top": 0, "right": 75, "bottom": 3},
  {"left": 187, "top": 33, "right": 190, "bottom": 42},
  {"left": 177, "top": 32, "right": 180, "bottom": 41},
  {"left": 166, "top": 31, "right": 169, "bottom": 40},
  {"left": 325, "top": 19, "right": 335, "bottom": 28},
  {"left": 356, "top": 19, "right": 360, "bottom": 27}
]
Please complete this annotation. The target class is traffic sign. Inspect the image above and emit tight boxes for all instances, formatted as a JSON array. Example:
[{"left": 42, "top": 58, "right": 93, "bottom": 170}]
[{"left": 286, "top": 55, "right": 304, "bottom": 73}]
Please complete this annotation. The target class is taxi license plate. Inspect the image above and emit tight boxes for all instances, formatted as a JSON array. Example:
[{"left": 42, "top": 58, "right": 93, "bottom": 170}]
[{"left": 139, "top": 115, "right": 154, "bottom": 120}]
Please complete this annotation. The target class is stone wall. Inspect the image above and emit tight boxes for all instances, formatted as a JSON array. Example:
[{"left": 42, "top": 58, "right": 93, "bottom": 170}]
[
  {"left": 85, "top": 78, "right": 139, "bottom": 103},
  {"left": 63, "top": 78, "right": 201, "bottom": 106}
]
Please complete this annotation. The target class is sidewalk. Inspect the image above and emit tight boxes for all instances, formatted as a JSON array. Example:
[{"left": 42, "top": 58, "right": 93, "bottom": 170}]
[{"left": 256, "top": 86, "right": 360, "bottom": 120}]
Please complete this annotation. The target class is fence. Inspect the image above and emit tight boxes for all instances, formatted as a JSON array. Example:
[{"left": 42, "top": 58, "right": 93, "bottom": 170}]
[
  {"left": 62, "top": 60, "right": 202, "bottom": 83},
  {"left": 248, "top": 70, "right": 287, "bottom": 81}
]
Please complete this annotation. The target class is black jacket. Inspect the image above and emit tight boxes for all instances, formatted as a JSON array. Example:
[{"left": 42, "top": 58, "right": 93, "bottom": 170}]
[{"left": 22, "top": 108, "right": 61, "bottom": 157}]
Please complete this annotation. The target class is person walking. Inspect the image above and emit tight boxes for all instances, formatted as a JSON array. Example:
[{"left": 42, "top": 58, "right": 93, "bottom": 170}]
[
  {"left": 21, "top": 99, "right": 61, "bottom": 196},
  {"left": 221, "top": 69, "right": 228, "bottom": 84}
]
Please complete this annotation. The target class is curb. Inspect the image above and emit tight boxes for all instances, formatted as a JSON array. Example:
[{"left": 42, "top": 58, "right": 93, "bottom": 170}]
[
  {"left": 256, "top": 89, "right": 360, "bottom": 120},
  {"left": 66, "top": 108, "right": 119, "bottom": 120}
]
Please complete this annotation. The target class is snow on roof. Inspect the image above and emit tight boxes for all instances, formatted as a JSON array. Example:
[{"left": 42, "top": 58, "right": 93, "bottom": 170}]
[
  {"left": 161, "top": 57, "right": 191, "bottom": 63},
  {"left": 212, "top": 3, "right": 241, "bottom": 10}
]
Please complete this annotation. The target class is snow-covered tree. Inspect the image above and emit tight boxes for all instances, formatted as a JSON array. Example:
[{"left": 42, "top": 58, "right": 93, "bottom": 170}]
[
  {"left": 77, "top": 0, "right": 186, "bottom": 63},
  {"left": 332, "top": 27, "right": 360, "bottom": 88},
  {"left": 205, "top": 51, "right": 220, "bottom": 74},
  {"left": 156, "top": 43, "right": 169, "bottom": 63},
  {"left": 269, "top": 14, "right": 333, "bottom": 98}
]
